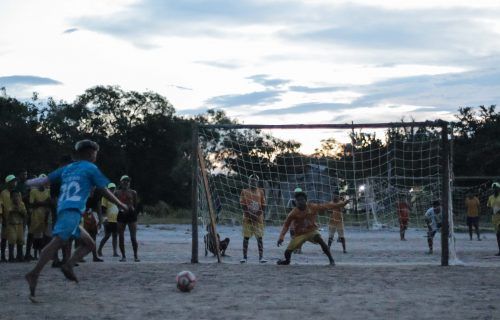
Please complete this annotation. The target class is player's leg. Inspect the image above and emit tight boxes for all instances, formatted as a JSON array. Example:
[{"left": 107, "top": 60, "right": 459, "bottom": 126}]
[
  {"left": 338, "top": 227, "right": 347, "bottom": 253},
  {"left": 241, "top": 220, "right": 251, "bottom": 263},
  {"left": 0, "top": 225, "right": 7, "bottom": 262},
  {"left": 427, "top": 231, "right": 435, "bottom": 254},
  {"left": 313, "top": 234, "right": 335, "bottom": 265},
  {"left": 128, "top": 222, "right": 139, "bottom": 262},
  {"left": 496, "top": 230, "right": 500, "bottom": 256},
  {"left": 90, "top": 230, "right": 103, "bottom": 262},
  {"left": 118, "top": 221, "right": 126, "bottom": 261},
  {"left": 474, "top": 218, "right": 480, "bottom": 240},
  {"left": 256, "top": 221, "right": 266, "bottom": 262},
  {"left": 62, "top": 226, "right": 95, "bottom": 282},
  {"left": 25, "top": 236, "right": 65, "bottom": 297},
  {"left": 16, "top": 225, "right": 24, "bottom": 261},
  {"left": 277, "top": 234, "right": 307, "bottom": 265},
  {"left": 97, "top": 225, "right": 111, "bottom": 257},
  {"left": 111, "top": 224, "right": 119, "bottom": 257},
  {"left": 467, "top": 218, "right": 473, "bottom": 240},
  {"left": 327, "top": 226, "right": 334, "bottom": 248},
  {"left": 241, "top": 237, "right": 249, "bottom": 263}
]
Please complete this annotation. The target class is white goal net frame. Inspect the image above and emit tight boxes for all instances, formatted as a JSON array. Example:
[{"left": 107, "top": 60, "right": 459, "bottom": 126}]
[{"left": 191, "top": 121, "right": 452, "bottom": 266}]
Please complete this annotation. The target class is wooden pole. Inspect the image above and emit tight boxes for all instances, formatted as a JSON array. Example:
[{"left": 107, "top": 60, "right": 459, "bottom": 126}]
[
  {"left": 197, "top": 146, "right": 222, "bottom": 263},
  {"left": 191, "top": 123, "right": 199, "bottom": 263},
  {"left": 441, "top": 122, "right": 450, "bottom": 266}
]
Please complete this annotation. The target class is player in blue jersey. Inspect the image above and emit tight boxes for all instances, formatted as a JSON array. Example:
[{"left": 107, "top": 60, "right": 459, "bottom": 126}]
[{"left": 24, "top": 140, "right": 129, "bottom": 301}]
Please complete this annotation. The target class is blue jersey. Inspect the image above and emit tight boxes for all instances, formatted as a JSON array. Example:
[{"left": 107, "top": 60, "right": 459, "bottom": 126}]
[{"left": 48, "top": 161, "right": 109, "bottom": 215}]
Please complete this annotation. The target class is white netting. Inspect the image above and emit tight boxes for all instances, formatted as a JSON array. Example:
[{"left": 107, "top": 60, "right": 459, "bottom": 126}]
[{"left": 196, "top": 123, "right": 456, "bottom": 263}]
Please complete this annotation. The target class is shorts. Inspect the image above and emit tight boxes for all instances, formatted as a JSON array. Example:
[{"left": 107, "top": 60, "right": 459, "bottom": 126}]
[
  {"left": 242, "top": 220, "right": 264, "bottom": 238},
  {"left": 52, "top": 209, "right": 82, "bottom": 241},
  {"left": 427, "top": 229, "right": 437, "bottom": 239},
  {"left": 399, "top": 218, "right": 409, "bottom": 230},
  {"left": 466, "top": 216, "right": 479, "bottom": 226},
  {"left": 30, "top": 211, "right": 47, "bottom": 237},
  {"left": 104, "top": 221, "right": 118, "bottom": 233},
  {"left": 6, "top": 224, "right": 24, "bottom": 245},
  {"left": 329, "top": 224, "right": 345, "bottom": 238},
  {"left": 287, "top": 230, "right": 321, "bottom": 251},
  {"left": 492, "top": 214, "right": 500, "bottom": 232},
  {"left": 117, "top": 212, "right": 137, "bottom": 224}
]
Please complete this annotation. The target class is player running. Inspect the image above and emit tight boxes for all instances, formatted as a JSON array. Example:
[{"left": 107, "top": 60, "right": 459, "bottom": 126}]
[
  {"left": 239, "top": 174, "right": 267, "bottom": 263},
  {"left": 24, "top": 140, "right": 128, "bottom": 301},
  {"left": 97, "top": 183, "right": 120, "bottom": 257},
  {"left": 487, "top": 182, "right": 500, "bottom": 256},
  {"left": 277, "top": 189, "right": 349, "bottom": 266},
  {"left": 327, "top": 194, "right": 349, "bottom": 253},
  {"left": 424, "top": 200, "right": 441, "bottom": 254}
]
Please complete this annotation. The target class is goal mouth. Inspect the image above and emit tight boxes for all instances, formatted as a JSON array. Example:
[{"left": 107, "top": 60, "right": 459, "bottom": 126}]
[{"left": 192, "top": 121, "right": 453, "bottom": 266}]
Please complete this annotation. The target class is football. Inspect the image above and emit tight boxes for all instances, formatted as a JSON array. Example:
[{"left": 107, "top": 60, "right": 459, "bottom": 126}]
[{"left": 176, "top": 271, "right": 196, "bottom": 292}]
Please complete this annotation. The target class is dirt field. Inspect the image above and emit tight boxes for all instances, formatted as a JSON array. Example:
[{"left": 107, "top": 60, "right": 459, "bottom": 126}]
[{"left": 0, "top": 224, "right": 499, "bottom": 320}]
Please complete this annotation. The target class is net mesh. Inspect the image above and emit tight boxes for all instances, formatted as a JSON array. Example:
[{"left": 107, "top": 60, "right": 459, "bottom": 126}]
[{"left": 197, "top": 125, "right": 445, "bottom": 230}]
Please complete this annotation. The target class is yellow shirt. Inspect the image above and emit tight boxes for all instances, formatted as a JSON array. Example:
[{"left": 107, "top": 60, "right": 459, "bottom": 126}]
[
  {"left": 101, "top": 198, "right": 119, "bottom": 223},
  {"left": 465, "top": 197, "right": 480, "bottom": 217},
  {"left": 0, "top": 190, "right": 13, "bottom": 221},
  {"left": 7, "top": 202, "right": 27, "bottom": 225},
  {"left": 239, "top": 188, "right": 266, "bottom": 222},
  {"left": 29, "top": 188, "right": 51, "bottom": 216},
  {"left": 487, "top": 194, "right": 500, "bottom": 215}
]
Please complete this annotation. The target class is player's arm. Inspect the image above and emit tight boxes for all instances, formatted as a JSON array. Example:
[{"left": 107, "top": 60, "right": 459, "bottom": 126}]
[
  {"left": 277, "top": 211, "right": 295, "bottom": 246},
  {"left": 99, "top": 188, "right": 128, "bottom": 212},
  {"left": 239, "top": 191, "right": 249, "bottom": 214}
]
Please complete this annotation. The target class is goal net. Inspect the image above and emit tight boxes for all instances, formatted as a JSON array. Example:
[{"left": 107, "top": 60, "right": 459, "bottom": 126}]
[{"left": 194, "top": 121, "right": 454, "bottom": 265}]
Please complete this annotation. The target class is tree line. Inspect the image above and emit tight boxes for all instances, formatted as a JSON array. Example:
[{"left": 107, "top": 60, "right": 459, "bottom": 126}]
[{"left": 0, "top": 85, "right": 498, "bottom": 210}]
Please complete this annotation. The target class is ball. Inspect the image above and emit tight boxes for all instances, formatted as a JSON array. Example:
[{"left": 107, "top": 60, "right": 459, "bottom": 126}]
[{"left": 176, "top": 270, "right": 196, "bottom": 292}]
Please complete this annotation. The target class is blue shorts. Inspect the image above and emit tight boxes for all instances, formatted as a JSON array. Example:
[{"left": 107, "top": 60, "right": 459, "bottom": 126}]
[{"left": 53, "top": 209, "right": 81, "bottom": 241}]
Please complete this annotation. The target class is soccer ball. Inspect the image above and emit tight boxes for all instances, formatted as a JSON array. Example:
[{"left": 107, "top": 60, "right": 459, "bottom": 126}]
[{"left": 176, "top": 271, "right": 196, "bottom": 292}]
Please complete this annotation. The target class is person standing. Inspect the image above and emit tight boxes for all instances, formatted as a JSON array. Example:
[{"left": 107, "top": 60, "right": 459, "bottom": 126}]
[
  {"left": 24, "top": 140, "right": 128, "bottom": 300},
  {"left": 0, "top": 175, "right": 17, "bottom": 262},
  {"left": 327, "top": 194, "right": 349, "bottom": 253},
  {"left": 97, "top": 183, "right": 120, "bottom": 257},
  {"left": 487, "top": 182, "right": 500, "bottom": 256},
  {"left": 29, "top": 175, "right": 52, "bottom": 259},
  {"left": 6, "top": 190, "right": 27, "bottom": 262},
  {"left": 239, "top": 174, "right": 267, "bottom": 263},
  {"left": 465, "top": 193, "right": 481, "bottom": 241},
  {"left": 396, "top": 197, "right": 411, "bottom": 241},
  {"left": 424, "top": 200, "right": 441, "bottom": 254},
  {"left": 116, "top": 175, "right": 139, "bottom": 262}
]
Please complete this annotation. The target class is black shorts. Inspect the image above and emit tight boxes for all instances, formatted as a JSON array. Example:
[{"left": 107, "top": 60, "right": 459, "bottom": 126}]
[
  {"left": 104, "top": 222, "right": 118, "bottom": 233},
  {"left": 466, "top": 216, "right": 479, "bottom": 226},
  {"left": 117, "top": 212, "right": 138, "bottom": 224}
]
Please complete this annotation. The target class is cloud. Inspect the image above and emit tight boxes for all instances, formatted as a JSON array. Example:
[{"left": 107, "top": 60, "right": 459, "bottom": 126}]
[
  {"left": 206, "top": 90, "right": 283, "bottom": 107},
  {"left": 0, "top": 75, "right": 62, "bottom": 87},
  {"left": 63, "top": 28, "right": 79, "bottom": 34},
  {"left": 194, "top": 60, "right": 241, "bottom": 69},
  {"left": 256, "top": 102, "right": 348, "bottom": 115},
  {"left": 247, "top": 74, "right": 290, "bottom": 88},
  {"left": 168, "top": 84, "right": 193, "bottom": 91},
  {"left": 289, "top": 85, "right": 346, "bottom": 93}
]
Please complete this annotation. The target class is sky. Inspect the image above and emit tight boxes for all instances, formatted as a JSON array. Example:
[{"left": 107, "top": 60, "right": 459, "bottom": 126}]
[{"left": 1, "top": 0, "right": 499, "bottom": 152}]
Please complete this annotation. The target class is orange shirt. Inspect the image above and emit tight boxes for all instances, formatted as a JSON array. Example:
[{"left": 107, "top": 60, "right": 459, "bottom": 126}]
[
  {"left": 329, "top": 201, "right": 348, "bottom": 226},
  {"left": 240, "top": 188, "right": 265, "bottom": 222},
  {"left": 279, "top": 202, "right": 345, "bottom": 240},
  {"left": 465, "top": 197, "right": 480, "bottom": 217},
  {"left": 397, "top": 201, "right": 410, "bottom": 220}
]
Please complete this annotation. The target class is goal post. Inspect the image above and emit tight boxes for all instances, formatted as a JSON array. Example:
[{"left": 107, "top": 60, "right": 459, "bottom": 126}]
[{"left": 192, "top": 120, "right": 452, "bottom": 266}]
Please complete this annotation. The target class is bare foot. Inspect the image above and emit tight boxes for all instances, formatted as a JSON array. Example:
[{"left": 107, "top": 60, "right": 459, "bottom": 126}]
[
  {"left": 25, "top": 272, "right": 38, "bottom": 298},
  {"left": 60, "top": 264, "right": 79, "bottom": 283}
]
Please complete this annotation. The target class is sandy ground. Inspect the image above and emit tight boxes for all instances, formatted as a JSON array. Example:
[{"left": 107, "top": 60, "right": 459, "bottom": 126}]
[{"left": 0, "top": 224, "right": 499, "bottom": 320}]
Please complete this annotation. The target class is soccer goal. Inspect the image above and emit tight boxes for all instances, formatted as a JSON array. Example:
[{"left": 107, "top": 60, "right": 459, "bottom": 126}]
[{"left": 191, "top": 121, "right": 454, "bottom": 266}]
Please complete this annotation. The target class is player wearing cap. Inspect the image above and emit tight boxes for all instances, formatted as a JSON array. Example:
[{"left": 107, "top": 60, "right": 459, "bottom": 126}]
[
  {"left": 239, "top": 174, "right": 267, "bottom": 263},
  {"left": 1, "top": 174, "right": 17, "bottom": 262},
  {"left": 6, "top": 189, "right": 27, "bottom": 261},
  {"left": 97, "top": 182, "right": 120, "bottom": 257},
  {"left": 487, "top": 182, "right": 500, "bottom": 255},
  {"left": 24, "top": 139, "right": 129, "bottom": 301},
  {"left": 277, "top": 189, "right": 348, "bottom": 266},
  {"left": 116, "top": 175, "right": 139, "bottom": 262}
]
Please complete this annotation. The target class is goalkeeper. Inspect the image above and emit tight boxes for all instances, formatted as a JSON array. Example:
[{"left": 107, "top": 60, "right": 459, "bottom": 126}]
[
  {"left": 487, "top": 182, "right": 500, "bottom": 256},
  {"left": 327, "top": 194, "right": 349, "bottom": 253},
  {"left": 276, "top": 189, "right": 349, "bottom": 265}
]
